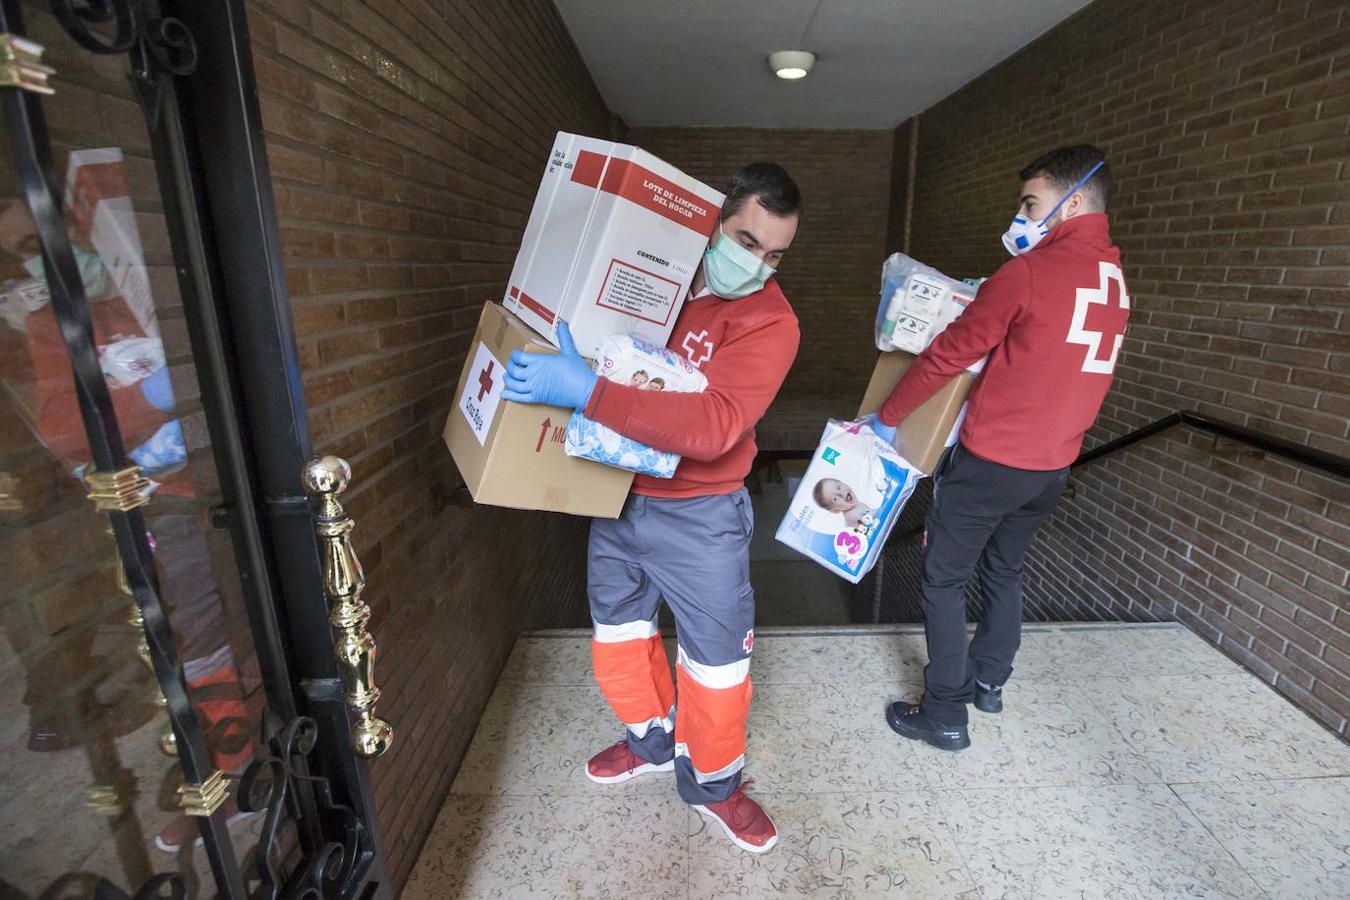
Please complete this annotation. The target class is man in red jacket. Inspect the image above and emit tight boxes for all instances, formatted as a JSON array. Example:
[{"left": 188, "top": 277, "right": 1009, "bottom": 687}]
[
  {"left": 503, "top": 162, "right": 801, "bottom": 853},
  {"left": 870, "top": 145, "right": 1129, "bottom": 750}
]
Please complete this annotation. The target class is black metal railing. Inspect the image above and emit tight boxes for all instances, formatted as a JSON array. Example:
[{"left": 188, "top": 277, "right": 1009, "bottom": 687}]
[
  {"left": 1073, "top": 411, "right": 1350, "bottom": 480},
  {"left": 851, "top": 409, "right": 1348, "bottom": 626}
]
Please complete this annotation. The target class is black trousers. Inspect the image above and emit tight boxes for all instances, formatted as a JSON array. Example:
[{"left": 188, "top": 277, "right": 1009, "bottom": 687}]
[{"left": 918, "top": 442, "right": 1069, "bottom": 725}]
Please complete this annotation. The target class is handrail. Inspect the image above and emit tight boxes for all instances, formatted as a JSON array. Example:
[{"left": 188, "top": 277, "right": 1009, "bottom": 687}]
[{"left": 1074, "top": 411, "right": 1350, "bottom": 480}]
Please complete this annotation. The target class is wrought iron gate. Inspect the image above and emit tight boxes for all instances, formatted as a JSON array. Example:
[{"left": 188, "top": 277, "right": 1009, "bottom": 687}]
[{"left": 0, "top": 1, "right": 391, "bottom": 897}]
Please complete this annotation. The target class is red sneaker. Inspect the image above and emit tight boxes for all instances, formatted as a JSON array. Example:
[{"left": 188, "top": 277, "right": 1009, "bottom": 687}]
[
  {"left": 154, "top": 797, "right": 255, "bottom": 852},
  {"left": 692, "top": 780, "right": 778, "bottom": 853},
  {"left": 584, "top": 740, "right": 674, "bottom": 784}
]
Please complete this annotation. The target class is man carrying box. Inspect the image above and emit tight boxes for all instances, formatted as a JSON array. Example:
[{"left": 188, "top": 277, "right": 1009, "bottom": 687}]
[
  {"left": 502, "top": 162, "right": 802, "bottom": 853},
  {"left": 867, "top": 145, "right": 1129, "bottom": 751}
]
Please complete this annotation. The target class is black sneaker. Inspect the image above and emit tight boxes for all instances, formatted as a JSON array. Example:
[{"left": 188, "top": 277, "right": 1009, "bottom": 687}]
[
  {"left": 974, "top": 682, "right": 1003, "bottom": 714},
  {"left": 885, "top": 701, "right": 970, "bottom": 751}
]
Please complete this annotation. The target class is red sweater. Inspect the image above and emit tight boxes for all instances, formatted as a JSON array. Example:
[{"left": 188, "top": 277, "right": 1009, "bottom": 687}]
[
  {"left": 878, "top": 214, "right": 1130, "bottom": 470},
  {"left": 24, "top": 299, "right": 192, "bottom": 496},
  {"left": 583, "top": 279, "right": 800, "bottom": 498}
]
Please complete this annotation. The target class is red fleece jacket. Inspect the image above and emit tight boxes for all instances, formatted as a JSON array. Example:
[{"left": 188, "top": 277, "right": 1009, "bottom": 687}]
[
  {"left": 878, "top": 214, "right": 1130, "bottom": 470},
  {"left": 583, "top": 279, "right": 800, "bottom": 498}
]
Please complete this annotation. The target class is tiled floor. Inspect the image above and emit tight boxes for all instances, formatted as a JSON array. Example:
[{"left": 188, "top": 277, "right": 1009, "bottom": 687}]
[{"left": 404, "top": 623, "right": 1350, "bottom": 899}]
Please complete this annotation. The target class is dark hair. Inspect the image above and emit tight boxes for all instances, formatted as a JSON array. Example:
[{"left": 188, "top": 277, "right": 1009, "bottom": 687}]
[
  {"left": 812, "top": 479, "right": 831, "bottom": 508},
  {"left": 1018, "top": 145, "right": 1111, "bottom": 212},
  {"left": 719, "top": 162, "right": 802, "bottom": 221}
]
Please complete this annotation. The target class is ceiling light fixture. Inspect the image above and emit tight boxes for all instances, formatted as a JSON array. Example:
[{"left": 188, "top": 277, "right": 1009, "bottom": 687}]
[{"left": 769, "top": 50, "right": 816, "bottom": 81}]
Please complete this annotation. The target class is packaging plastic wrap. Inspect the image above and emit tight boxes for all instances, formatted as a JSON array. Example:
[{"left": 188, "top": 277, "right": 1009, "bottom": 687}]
[
  {"left": 565, "top": 333, "right": 707, "bottom": 478},
  {"left": 775, "top": 419, "right": 922, "bottom": 583},
  {"left": 875, "top": 252, "right": 978, "bottom": 354},
  {"left": 99, "top": 335, "right": 165, "bottom": 387}
]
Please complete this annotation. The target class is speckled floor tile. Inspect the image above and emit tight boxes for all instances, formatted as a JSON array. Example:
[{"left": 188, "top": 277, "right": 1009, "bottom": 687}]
[
  {"left": 746, "top": 682, "right": 924, "bottom": 793},
  {"left": 422, "top": 625, "right": 1350, "bottom": 899},
  {"left": 501, "top": 630, "right": 929, "bottom": 688},
  {"left": 403, "top": 791, "right": 689, "bottom": 899},
  {"left": 498, "top": 634, "right": 594, "bottom": 685},
  {"left": 1097, "top": 673, "right": 1350, "bottom": 782},
  {"left": 1014, "top": 624, "right": 1239, "bottom": 680},
  {"left": 944, "top": 783, "right": 1265, "bottom": 899},
  {"left": 1173, "top": 777, "right": 1350, "bottom": 899},
  {"left": 911, "top": 678, "right": 1159, "bottom": 789},
  {"left": 687, "top": 790, "right": 978, "bottom": 898},
  {"left": 750, "top": 631, "right": 927, "bottom": 686},
  {"left": 449, "top": 682, "right": 670, "bottom": 797}
]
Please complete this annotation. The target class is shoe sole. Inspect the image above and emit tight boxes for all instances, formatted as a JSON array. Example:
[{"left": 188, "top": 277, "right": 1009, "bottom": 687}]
[
  {"left": 691, "top": 803, "right": 778, "bottom": 854},
  {"left": 584, "top": 757, "right": 674, "bottom": 784},
  {"left": 886, "top": 709, "right": 971, "bottom": 752}
]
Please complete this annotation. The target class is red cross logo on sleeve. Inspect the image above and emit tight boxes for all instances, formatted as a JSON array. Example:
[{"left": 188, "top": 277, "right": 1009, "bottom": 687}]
[
  {"left": 1066, "top": 261, "right": 1130, "bottom": 374},
  {"left": 477, "top": 361, "right": 496, "bottom": 401},
  {"left": 742, "top": 629, "right": 754, "bottom": 654}
]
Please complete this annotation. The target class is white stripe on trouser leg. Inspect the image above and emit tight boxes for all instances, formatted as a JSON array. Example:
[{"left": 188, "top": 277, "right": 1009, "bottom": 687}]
[
  {"left": 624, "top": 709, "right": 675, "bottom": 740},
  {"left": 675, "top": 743, "right": 745, "bottom": 783},
  {"left": 593, "top": 618, "right": 659, "bottom": 643},
  {"left": 676, "top": 645, "right": 750, "bottom": 689}
]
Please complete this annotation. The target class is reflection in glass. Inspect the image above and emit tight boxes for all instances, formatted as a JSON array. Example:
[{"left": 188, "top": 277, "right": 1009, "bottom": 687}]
[{"left": 0, "top": 5, "right": 269, "bottom": 896}]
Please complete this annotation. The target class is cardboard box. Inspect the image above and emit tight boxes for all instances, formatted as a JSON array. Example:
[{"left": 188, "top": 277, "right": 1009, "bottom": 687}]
[
  {"left": 857, "top": 351, "right": 978, "bottom": 475},
  {"left": 443, "top": 302, "right": 633, "bottom": 517},
  {"left": 65, "top": 148, "right": 157, "bottom": 337},
  {"left": 504, "top": 132, "right": 725, "bottom": 358}
]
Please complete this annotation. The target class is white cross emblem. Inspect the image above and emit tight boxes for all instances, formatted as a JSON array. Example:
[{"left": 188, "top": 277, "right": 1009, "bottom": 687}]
[
  {"left": 681, "top": 329, "right": 714, "bottom": 367},
  {"left": 1066, "top": 261, "right": 1130, "bottom": 375}
]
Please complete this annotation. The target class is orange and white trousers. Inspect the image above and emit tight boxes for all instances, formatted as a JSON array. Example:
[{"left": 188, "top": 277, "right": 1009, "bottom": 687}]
[{"left": 588, "top": 490, "right": 756, "bottom": 804}]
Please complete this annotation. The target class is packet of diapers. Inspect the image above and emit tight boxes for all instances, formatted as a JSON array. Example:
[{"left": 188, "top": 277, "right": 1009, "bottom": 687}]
[
  {"left": 565, "top": 333, "right": 707, "bottom": 478},
  {"left": 776, "top": 419, "right": 922, "bottom": 583}
]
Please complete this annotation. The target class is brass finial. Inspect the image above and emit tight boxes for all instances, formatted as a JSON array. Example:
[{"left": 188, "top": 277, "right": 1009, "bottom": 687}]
[{"left": 303, "top": 456, "right": 393, "bottom": 758}]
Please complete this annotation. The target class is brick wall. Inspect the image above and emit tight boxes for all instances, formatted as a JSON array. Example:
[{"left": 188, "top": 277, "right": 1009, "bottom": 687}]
[
  {"left": 245, "top": 0, "right": 614, "bottom": 884},
  {"left": 902, "top": 0, "right": 1349, "bottom": 736},
  {"left": 628, "top": 128, "right": 894, "bottom": 409}
]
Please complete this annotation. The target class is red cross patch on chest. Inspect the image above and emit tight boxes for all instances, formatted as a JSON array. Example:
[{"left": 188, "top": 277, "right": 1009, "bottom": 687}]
[{"left": 681, "top": 329, "right": 715, "bottom": 367}]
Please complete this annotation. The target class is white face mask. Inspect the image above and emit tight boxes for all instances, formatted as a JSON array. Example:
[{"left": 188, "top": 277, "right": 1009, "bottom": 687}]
[
  {"left": 23, "top": 245, "right": 114, "bottom": 300},
  {"left": 1002, "top": 160, "right": 1105, "bottom": 256}
]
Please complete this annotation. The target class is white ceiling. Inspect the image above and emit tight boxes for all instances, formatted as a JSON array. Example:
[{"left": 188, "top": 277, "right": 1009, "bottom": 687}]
[{"left": 554, "top": 0, "right": 1093, "bottom": 129}]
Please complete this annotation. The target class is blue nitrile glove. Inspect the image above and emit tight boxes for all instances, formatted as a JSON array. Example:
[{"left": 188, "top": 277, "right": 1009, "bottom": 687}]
[
  {"left": 139, "top": 366, "right": 176, "bottom": 412},
  {"left": 865, "top": 413, "right": 897, "bottom": 446},
  {"left": 502, "top": 320, "right": 598, "bottom": 409}
]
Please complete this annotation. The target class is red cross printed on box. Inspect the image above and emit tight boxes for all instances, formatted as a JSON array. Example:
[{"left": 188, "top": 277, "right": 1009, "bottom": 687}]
[
  {"left": 1066, "top": 261, "right": 1130, "bottom": 375},
  {"left": 476, "top": 360, "right": 495, "bottom": 401}
]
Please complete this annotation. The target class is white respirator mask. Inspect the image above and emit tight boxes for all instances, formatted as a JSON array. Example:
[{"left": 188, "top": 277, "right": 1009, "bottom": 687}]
[{"left": 1002, "top": 160, "right": 1104, "bottom": 256}]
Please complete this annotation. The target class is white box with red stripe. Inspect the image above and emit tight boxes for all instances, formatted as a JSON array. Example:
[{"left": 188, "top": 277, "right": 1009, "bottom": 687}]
[{"left": 505, "top": 132, "right": 725, "bottom": 358}]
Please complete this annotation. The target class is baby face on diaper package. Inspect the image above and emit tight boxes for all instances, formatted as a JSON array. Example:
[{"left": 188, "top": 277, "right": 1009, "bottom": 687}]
[
  {"left": 776, "top": 419, "right": 921, "bottom": 583},
  {"left": 565, "top": 333, "right": 707, "bottom": 478}
]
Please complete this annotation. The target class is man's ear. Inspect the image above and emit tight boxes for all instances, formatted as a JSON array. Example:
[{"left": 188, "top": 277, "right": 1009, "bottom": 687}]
[{"left": 1065, "top": 190, "right": 1087, "bottom": 220}]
